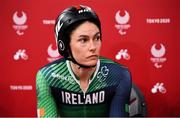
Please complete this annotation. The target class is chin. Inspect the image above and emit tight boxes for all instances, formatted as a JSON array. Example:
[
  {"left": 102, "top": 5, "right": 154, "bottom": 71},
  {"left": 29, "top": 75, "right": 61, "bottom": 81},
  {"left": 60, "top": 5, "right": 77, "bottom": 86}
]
[{"left": 85, "top": 60, "right": 98, "bottom": 66}]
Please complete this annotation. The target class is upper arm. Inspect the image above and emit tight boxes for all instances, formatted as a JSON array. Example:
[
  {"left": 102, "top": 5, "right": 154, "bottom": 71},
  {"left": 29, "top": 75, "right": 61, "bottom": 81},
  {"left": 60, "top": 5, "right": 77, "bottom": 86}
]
[
  {"left": 36, "top": 71, "right": 58, "bottom": 118},
  {"left": 109, "top": 68, "right": 132, "bottom": 117}
]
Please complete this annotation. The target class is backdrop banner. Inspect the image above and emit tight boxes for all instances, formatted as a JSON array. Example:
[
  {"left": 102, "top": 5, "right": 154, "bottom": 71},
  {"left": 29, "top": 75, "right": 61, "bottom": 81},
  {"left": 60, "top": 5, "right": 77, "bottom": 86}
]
[{"left": 0, "top": 0, "right": 179, "bottom": 117}]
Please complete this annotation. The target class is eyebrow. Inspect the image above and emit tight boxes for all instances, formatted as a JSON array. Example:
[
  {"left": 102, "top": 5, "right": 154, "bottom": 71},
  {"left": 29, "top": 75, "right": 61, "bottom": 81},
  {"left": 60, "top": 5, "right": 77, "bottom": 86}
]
[{"left": 79, "top": 32, "right": 100, "bottom": 38}]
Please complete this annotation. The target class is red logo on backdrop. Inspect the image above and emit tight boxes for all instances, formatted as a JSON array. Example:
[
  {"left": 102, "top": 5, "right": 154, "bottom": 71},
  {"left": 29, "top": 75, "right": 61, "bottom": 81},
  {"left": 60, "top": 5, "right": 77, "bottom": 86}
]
[
  {"left": 76, "top": 5, "right": 91, "bottom": 14},
  {"left": 115, "top": 10, "right": 131, "bottom": 35},
  {"left": 47, "top": 44, "right": 62, "bottom": 62},
  {"left": 150, "top": 43, "right": 167, "bottom": 68},
  {"left": 12, "top": 11, "right": 28, "bottom": 36}
]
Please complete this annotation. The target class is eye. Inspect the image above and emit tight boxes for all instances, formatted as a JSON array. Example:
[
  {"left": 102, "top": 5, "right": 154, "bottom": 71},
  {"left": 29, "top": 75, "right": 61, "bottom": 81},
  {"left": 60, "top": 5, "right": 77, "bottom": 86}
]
[
  {"left": 78, "top": 38, "right": 87, "bottom": 43},
  {"left": 95, "top": 35, "right": 101, "bottom": 41}
]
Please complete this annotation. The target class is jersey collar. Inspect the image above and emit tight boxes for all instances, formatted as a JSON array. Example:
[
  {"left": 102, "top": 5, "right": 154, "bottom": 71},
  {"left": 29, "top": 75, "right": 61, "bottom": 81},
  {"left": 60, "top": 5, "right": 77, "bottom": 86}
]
[{"left": 66, "top": 59, "right": 100, "bottom": 85}]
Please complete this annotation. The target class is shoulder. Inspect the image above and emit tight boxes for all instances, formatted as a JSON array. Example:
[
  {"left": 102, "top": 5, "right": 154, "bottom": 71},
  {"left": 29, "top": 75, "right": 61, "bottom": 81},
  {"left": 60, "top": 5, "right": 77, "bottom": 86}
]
[
  {"left": 42, "top": 57, "right": 66, "bottom": 69},
  {"left": 100, "top": 56, "right": 129, "bottom": 71},
  {"left": 36, "top": 58, "right": 66, "bottom": 78},
  {"left": 99, "top": 56, "right": 131, "bottom": 81}
]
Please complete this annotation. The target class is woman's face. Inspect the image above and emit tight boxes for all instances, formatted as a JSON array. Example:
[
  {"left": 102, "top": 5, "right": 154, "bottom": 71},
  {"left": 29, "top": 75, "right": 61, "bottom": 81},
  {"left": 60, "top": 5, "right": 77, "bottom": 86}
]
[{"left": 70, "top": 21, "right": 102, "bottom": 67}]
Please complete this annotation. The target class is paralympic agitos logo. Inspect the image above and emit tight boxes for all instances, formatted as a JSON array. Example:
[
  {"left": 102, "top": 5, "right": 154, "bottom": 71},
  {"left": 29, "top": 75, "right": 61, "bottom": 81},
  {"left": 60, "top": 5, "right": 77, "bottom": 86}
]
[
  {"left": 12, "top": 11, "right": 28, "bottom": 36},
  {"left": 47, "top": 44, "right": 62, "bottom": 62},
  {"left": 150, "top": 43, "right": 167, "bottom": 68},
  {"left": 115, "top": 10, "right": 131, "bottom": 35}
]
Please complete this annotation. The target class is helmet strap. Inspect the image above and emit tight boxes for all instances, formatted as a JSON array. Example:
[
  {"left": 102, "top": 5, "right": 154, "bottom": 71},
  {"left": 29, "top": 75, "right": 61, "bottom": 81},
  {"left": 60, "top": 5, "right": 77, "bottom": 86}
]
[
  {"left": 67, "top": 50, "right": 96, "bottom": 69},
  {"left": 67, "top": 57, "right": 96, "bottom": 69}
]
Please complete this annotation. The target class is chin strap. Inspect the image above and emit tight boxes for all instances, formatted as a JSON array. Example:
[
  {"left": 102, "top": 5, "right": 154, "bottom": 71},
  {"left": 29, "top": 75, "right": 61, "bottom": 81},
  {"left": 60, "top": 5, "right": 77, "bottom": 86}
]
[
  {"left": 66, "top": 49, "right": 96, "bottom": 69},
  {"left": 67, "top": 57, "right": 96, "bottom": 69}
]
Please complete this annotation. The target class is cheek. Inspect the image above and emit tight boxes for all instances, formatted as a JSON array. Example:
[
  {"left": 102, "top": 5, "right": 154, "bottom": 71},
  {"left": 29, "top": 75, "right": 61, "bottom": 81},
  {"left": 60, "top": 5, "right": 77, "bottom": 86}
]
[
  {"left": 70, "top": 44, "right": 83, "bottom": 56},
  {"left": 97, "top": 42, "right": 102, "bottom": 52}
]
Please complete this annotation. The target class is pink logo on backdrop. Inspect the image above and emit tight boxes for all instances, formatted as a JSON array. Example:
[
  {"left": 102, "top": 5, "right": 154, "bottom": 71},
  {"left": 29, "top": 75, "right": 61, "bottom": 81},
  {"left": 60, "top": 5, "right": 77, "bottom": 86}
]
[
  {"left": 43, "top": 19, "right": 55, "bottom": 25},
  {"left": 10, "top": 85, "right": 32, "bottom": 91},
  {"left": 13, "top": 49, "right": 28, "bottom": 61},
  {"left": 151, "top": 82, "right": 166, "bottom": 94},
  {"left": 150, "top": 43, "right": 167, "bottom": 68},
  {"left": 115, "top": 10, "right": 131, "bottom": 35},
  {"left": 12, "top": 11, "right": 28, "bottom": 36},
  {"left": 115, "top": 49, "right": 130, "bottom": 60},
  {"left": 47, "top": 44, "right": 62, "bottom": 62}
]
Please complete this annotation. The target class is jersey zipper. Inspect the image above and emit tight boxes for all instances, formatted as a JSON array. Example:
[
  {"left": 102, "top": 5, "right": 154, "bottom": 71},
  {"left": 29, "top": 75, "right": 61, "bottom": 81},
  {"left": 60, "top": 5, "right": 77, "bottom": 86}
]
[
  {"left": 82, "top": 91, "right": 87, "bottom": 117},
  {"left": 81, "top": 87, "right": 88, "bottom": 117},
  {"left": 66, "top": 60, "right": 100, "bottom": 116}
]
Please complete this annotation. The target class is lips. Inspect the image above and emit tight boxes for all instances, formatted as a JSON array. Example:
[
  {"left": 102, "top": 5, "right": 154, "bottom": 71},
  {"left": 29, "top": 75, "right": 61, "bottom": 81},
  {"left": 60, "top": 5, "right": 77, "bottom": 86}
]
[{"left": 87, "top": 55, "right": 98, "bottom": 59}]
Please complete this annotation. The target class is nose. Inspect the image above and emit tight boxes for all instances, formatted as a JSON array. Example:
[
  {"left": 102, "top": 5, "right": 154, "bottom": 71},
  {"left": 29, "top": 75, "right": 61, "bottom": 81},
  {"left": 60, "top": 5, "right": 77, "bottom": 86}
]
[{"left": 89, "top": 40, "right": 96, "bottom": 52}]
